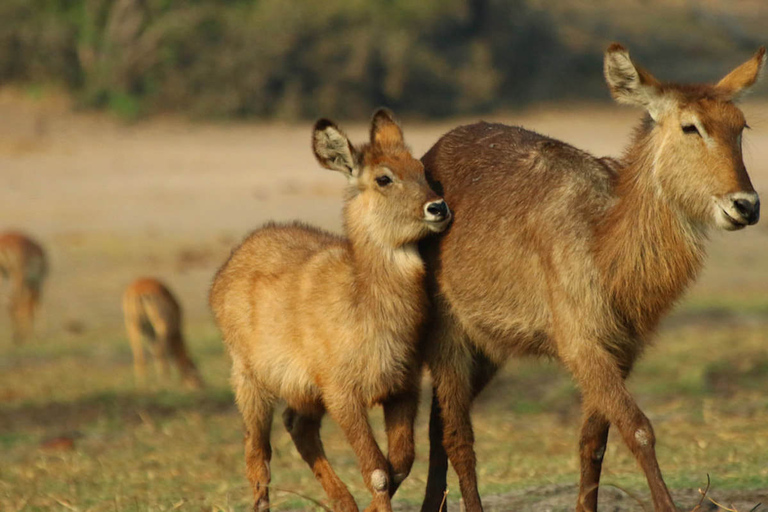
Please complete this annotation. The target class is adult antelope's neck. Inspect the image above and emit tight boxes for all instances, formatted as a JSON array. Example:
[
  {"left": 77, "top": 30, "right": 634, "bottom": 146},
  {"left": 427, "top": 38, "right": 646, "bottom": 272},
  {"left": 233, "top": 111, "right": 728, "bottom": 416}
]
[{"left": 595, "top": 120, "right": 708, "bottom": 337}]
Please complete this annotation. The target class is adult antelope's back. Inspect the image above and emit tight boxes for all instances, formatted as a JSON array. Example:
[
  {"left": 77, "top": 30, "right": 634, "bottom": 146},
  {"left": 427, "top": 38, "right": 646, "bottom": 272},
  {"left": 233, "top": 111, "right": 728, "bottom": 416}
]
[
  {"left": 210, "top": 109, "right": 450, "bottom": 512},
  {"left": 418, "top": 45, "right": 764, "bottom": 512},
  {"left": 0, "top": 231, "right": 47, "bottom": 344}
]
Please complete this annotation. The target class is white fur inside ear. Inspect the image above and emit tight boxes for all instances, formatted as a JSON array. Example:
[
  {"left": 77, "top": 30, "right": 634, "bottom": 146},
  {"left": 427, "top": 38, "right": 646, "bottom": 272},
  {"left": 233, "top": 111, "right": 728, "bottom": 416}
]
[
  {"left": 605, "top": 50, "right": 639, "bottom": 93},
  {"left": 605, "top": 50, "right": 663, "bottom": 113},
  {"left": 314, "top": 127, "right": 355, "bottom": 173}
]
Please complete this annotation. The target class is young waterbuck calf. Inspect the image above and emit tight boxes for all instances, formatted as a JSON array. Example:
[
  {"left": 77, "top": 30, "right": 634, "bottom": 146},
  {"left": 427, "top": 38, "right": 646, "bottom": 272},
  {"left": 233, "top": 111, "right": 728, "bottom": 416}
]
[
  {"left": 210, "top": 109, "right": 450, "bottom": 512},
  {"left": 418, "top": 45, "right": 764, "bottom": 512},
  {"left": 123, "top": 277, "right": 204, "bottom": 389},
  {"left": 0, "top": 231, "right": 47, "bottom": 344}
]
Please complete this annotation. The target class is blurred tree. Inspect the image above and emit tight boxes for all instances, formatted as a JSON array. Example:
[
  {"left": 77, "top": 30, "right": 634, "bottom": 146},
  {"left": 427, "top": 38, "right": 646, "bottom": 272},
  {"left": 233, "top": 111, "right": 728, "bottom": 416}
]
[{"left": 0, "top": 0, "right": 761, "bottom": 120}]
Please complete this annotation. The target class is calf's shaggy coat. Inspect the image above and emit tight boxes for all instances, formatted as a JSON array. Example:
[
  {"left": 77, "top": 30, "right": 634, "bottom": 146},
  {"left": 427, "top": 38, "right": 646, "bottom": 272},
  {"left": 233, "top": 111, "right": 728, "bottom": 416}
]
[{"left": 210, "top": 109, "right": 450, "bottom": 512}]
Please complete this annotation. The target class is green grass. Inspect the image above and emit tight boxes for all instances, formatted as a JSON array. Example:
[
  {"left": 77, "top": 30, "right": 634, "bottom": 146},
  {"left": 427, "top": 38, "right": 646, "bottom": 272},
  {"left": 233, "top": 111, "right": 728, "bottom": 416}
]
[
  {"left": 2, "top": 228, "right": 768, "bottom": 510},
  {"left": 2, "top": 310, "right": 768, "bottom": 511}
]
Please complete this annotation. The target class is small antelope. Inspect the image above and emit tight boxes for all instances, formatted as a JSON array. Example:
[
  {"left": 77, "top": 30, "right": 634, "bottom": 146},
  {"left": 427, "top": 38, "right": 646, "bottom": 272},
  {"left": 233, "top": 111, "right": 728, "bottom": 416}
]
[
  {"left": 210, "top": 109, "right": 450, "bottom": 512},
  {"left": 0, "top": 231, "right": 47, "bottom": 344},
  {"left": 123, "top": 277, "right": 204, "bottom": 390},
  {"left": 418, "top": 45, "right": 764, "bottom": 512}
]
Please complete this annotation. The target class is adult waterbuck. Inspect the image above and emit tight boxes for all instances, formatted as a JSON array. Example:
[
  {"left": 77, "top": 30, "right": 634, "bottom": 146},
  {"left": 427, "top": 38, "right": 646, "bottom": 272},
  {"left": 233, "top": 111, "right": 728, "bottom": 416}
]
[
  {"left": 418, "top": 44, "right": 764, "bottom": 512},
  {"left": 210, "top": 109, "right": 450, "bottom": 512},
  {"left": 0, "top": 231, "right": 48, "bottom": 344},
  {"left": 123, "top": 277, "right": 204, "bottom": 389}
]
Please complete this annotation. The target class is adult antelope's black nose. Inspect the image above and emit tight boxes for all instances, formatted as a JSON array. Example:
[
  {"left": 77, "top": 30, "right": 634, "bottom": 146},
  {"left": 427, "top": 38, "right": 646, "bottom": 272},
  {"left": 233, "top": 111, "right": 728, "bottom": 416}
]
[
  {"left": 425, "top": 199, "right": 449, "bottom": 220},
  {"left": 733, "top": 196, "right": 760, "bottom": 225}
]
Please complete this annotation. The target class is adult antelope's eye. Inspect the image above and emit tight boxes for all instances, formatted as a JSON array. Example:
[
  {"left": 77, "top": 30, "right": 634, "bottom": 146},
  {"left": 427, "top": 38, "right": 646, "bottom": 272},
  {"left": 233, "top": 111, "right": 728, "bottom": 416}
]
[
  {"left": 682, "top": 124, "right": 700, "bottom": 136},
  {"left": 375, "top": 175, "right": 392, "bottom": 187}
]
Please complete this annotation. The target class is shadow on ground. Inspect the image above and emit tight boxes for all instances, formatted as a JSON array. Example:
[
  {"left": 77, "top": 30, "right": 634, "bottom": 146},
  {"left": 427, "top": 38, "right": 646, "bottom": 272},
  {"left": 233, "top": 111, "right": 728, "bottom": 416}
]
[{"left": 0, "top": 388, "right": 236, "bottom": 433}]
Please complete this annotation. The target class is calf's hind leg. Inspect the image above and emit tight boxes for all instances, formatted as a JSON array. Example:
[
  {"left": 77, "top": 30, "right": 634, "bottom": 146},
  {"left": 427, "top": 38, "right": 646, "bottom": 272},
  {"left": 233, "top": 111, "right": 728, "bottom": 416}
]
[
  {"left": 282, "top": 408, "right": 357, "bottom": 512},
  {"left": 234, "top": 374, "right": 275, "bottom": 511}
]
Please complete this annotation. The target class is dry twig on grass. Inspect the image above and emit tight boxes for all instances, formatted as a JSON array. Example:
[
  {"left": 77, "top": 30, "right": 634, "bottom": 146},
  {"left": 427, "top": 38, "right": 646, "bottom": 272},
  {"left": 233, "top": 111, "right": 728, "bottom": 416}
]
[
  {"left": 691, "top": 474, "right": 762, "bottom": 512},
  {"left": 439, "top": 489, "right": 449, "bottom": 512}
]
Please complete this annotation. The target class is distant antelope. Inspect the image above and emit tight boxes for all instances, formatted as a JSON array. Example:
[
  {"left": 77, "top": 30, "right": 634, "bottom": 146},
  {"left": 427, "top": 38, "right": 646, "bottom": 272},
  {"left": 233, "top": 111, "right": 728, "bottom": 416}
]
[
  {"left": 210, "top": 109, "right": 450, "bottom": 512},
  {"left": 418, "top": 44, "right": 764, "bottom": 512},
  {"left": 0, "top": 231, "right": 47, "bottom": 344},
  {"left": 123, "top": 277, "right": 204, "bottom": 390}
]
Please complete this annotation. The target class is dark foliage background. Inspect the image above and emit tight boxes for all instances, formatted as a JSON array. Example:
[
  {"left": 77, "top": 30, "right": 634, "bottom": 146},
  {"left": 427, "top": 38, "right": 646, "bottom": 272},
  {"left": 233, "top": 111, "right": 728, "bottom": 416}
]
[{"left": 0, "top": 0, "right": 764, "bottom": 119}]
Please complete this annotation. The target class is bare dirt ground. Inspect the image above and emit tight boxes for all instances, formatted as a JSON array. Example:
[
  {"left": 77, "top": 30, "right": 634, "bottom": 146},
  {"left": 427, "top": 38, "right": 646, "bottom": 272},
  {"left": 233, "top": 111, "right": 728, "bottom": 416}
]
[
  {"left": 2, "top": 89, "right": 768, "bottom": 511},
  {"left": 3, "top": 89, "right": 768, "bottom": 331}
]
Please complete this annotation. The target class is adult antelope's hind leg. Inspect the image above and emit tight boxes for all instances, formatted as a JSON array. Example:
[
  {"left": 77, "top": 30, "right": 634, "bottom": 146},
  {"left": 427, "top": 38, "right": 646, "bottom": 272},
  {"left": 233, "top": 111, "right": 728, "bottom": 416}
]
[
  {"left": 234, "top": 374, "right": 275, "bottom": 511},
  {"left": 282, "top": 408, "right": 357, "bottom": 512},
  {"left": 575, "top": 410, "right": 610, "bottom": 512}
]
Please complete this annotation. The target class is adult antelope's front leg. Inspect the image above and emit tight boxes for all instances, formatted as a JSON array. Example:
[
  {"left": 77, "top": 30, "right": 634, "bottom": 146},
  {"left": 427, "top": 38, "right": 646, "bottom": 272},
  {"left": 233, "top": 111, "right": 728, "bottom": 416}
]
[
  {"left": 326, "top": 394, "right": 392, "bottom": 512},
  {"left": 565, "top": 345, "right": 677, "bottom": 512},
  {"left": 422, "top": 348, "right": 498, "bottom": 512}
]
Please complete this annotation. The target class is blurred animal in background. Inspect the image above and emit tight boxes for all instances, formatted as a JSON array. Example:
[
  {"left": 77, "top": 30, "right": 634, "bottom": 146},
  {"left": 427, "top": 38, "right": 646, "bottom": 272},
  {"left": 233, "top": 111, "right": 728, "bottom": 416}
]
[
  {"left": 122, "top": 277, "right": 204, "bottom": 390},
  {"left": 0, "top": 231, "right": 48, "bottom": 344},
  {"left": 210, "top": 109, "right": 450, "bottom": 512},
  {"left": 418, "top": 44, "right": 765, "bottom": 512}
]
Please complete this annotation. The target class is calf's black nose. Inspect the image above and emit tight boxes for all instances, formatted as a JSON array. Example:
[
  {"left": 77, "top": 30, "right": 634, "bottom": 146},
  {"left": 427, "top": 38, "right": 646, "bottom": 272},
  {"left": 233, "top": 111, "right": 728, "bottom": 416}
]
[{"left": 426, "top": 200, "right": 449, "bottom": 219}]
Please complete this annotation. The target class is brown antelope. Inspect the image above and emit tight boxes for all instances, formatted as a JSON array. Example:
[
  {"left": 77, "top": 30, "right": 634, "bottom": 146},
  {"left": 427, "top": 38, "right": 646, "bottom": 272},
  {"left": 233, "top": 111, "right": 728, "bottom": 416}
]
[
  {"left": 123, "top": 277, "right": 204, "bottom": 390},
  {"left": 209, "top": 109, "right": 451, "bottom": 512},
  {"left": 0, "top": 231, "right": 48, "bottom": 344},
  {"left": 418, "top": 44, "right": 764, "bottom": 512}
]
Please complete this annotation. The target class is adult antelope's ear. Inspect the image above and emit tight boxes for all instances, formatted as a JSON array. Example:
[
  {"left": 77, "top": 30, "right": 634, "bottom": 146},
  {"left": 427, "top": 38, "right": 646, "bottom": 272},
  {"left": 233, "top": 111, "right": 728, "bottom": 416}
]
[
  {"left": 604, "top": 43, "right": 664, "bottom": 118},
  {"left": 370, "top": 108, "right": 404, "bottom": 147},
  {"left": 716, "top": 46, "right": 766, "bottom": 101},
  {"left": 312, "top": 118, "right": 358, "bottom": 176}
]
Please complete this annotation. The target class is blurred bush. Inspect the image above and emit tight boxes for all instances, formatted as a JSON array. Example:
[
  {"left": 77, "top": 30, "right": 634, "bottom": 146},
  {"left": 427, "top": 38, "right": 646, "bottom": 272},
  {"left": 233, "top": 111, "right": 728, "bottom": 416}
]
[
  {"left": 0, "top": 0, "right": 763, "bottom": 120},
  {"left": 0, "top": 0, "right": 572, "bottom": 118}
]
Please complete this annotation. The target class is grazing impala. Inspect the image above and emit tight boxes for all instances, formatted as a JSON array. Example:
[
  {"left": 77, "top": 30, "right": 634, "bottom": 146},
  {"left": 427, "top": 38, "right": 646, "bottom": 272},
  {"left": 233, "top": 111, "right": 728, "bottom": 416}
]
[
  {"left": 210, "top": 109, "right": 450, "bottom": 512},
  {"left": 123, "top": 277, "right": 204, "bottom": 389},
  {"left": 0, "top": 231, "right": 47, "bottom": 344},
  {"left": 418, "top": 44, "right": 764, "bottom": 512}
]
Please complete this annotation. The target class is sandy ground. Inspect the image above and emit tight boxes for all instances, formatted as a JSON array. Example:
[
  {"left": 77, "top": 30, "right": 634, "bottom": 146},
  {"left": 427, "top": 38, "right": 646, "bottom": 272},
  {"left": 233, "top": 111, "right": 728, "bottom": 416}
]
[{"left": 3, "top": 89, "right": 768, "bottom": 334}]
